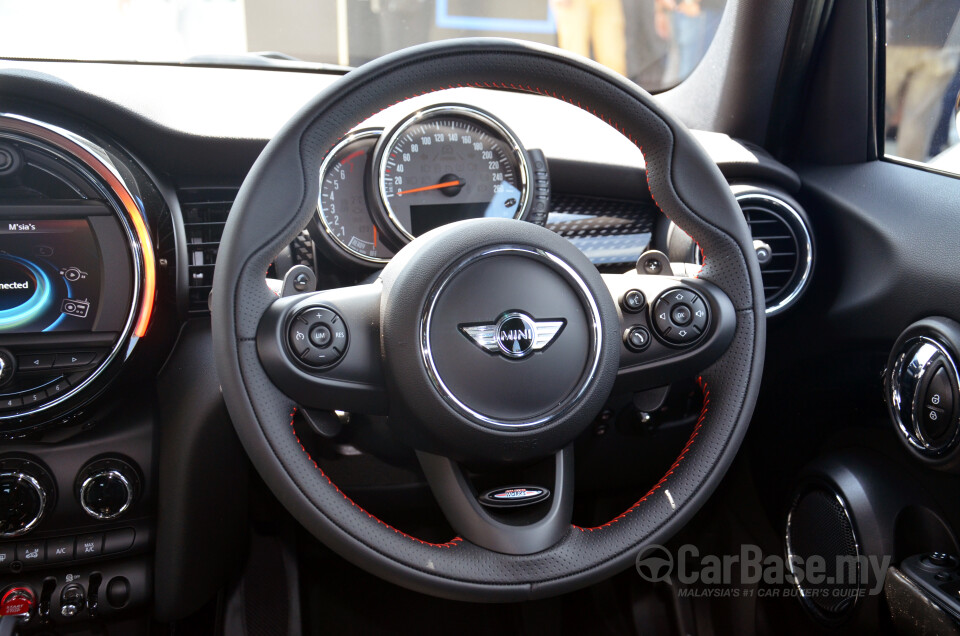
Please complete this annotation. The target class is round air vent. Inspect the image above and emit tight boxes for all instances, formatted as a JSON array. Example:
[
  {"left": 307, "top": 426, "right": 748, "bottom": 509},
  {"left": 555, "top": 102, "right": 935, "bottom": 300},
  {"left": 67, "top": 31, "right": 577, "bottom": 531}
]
[{"left": 735, "top": 190, "right": 813, "bottom": 316}]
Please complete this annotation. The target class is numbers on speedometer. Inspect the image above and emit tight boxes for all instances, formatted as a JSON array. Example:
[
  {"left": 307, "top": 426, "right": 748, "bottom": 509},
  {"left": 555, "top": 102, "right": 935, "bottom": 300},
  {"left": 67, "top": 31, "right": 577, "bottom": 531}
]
[
  {"left": 318, "top": 131, "right": 394, "bottom": 264},
  {"left": 377, "top": 105, "right": 529, "bottom": 240}
]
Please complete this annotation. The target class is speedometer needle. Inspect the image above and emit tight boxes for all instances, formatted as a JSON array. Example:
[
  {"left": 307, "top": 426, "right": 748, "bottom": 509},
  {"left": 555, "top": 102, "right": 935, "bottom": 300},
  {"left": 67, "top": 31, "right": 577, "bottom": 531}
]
[{"left": 397, "top": 180, "right": 463, "bottom": 196}]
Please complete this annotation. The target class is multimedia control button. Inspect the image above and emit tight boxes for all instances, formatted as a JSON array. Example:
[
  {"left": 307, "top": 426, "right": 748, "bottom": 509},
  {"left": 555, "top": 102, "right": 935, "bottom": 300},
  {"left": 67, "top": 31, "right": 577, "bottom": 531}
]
[
  {"left": 75, "top": 534, "right": 102, "bottom": 558},
  {"left": 44, "top": 378, "right": 70, "bottom": 399},
  {"left": 690, "top": 298, "right": 709, "bottom": 331},
  {"left": 671, "top": 304, "right": 692, "bottom": 326},
  {"left": 52, "top": 352, "right": 96, "bottom": 369},
  {"left": 22, "top": 391, "right": 46, "bottom": 406},
  {"left": 621, "top": 289, "right": 645, "bottom": 313},
  {"left": 17, "top": 354, "right": 54, "bottom": 370},
  {"left": 624, "top": 326, "right": 651, "bottom": 352},
  {"left": 668, "top": 289, "right": 697, "bottom": 305},
  {"left": 17, "top": 541, "right": 44, "bottom": 564},
  {"left": 0, "top": 396, "right": 21, "bottom": 411},
  {"left": 652, "top": 288, "right": 709, "bottom": 346},
  {"left": 653, "top": 298, "right": 672, "bottom": 334},
  {"left": 46, "top": 537, "right": 74, "bottom": 563},
  {"left": 671, "top": 326, "right": 700, "bottom": 344}
]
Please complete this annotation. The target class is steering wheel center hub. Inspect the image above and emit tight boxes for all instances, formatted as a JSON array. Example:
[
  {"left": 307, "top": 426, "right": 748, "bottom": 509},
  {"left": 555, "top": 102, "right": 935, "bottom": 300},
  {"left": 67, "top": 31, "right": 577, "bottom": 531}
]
[
  {"left": 422, "top": 245, "right": 601, "bottom": 429},
  {"left": 379, "top": 218, "right": 620, "bottom": 462}
]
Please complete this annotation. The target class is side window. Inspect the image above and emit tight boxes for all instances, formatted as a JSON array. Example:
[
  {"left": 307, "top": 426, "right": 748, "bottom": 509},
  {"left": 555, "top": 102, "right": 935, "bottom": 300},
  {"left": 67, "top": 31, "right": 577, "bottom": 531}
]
[{"left": 884, "top": 0, "right": 960, "bottom": 170}]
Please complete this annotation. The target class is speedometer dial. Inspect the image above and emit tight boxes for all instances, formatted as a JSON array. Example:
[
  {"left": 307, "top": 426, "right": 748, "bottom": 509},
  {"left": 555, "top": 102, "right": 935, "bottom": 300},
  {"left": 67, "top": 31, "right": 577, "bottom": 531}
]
[
  {"left": 318, "top": 130, "right": 394, "bottom": 264},
  {"left": 377, "top": 106, "right": 529, "bottom": 239}
]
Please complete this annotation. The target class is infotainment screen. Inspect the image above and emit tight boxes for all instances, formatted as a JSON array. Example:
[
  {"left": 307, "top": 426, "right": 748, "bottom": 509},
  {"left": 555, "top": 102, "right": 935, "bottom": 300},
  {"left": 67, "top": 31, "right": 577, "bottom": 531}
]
[{"left": 0, "top": 219, "right": 101, "bottom": 333}]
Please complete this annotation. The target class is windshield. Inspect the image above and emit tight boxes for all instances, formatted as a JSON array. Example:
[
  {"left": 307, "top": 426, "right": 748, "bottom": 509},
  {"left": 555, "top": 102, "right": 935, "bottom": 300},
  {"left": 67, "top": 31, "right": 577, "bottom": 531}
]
[{"left": 0, "top": 0, "right": 725, "bottom": 92}]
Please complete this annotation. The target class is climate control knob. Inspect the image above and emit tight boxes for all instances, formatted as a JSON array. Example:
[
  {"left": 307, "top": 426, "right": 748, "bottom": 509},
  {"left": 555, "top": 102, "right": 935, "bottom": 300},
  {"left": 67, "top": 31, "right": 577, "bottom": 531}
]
[
  {"left": 77, "top": 460, "right": 139, "bottom": 521},
  {"left": 0, "top": 472, "right": 47, "bottom": 538}
]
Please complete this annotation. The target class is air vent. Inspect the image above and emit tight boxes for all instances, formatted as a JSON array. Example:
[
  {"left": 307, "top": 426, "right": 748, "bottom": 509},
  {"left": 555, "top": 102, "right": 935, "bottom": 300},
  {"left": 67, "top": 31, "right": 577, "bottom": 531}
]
[
  {"left": 735, "top": 191, "right": 813, "bottom": 316},
  {"left": 178, "top": 187, "right": 238, "bottom": 315}
]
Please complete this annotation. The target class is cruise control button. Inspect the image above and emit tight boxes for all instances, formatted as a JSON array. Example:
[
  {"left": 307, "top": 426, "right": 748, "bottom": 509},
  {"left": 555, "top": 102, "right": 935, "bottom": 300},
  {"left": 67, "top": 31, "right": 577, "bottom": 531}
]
[
  {"left": 671, "top": 304, "right": 692, "bottom": 326},
  {"left": 287, "top": 316, "right": 310, "bottom": 354},
  {"left": 624, "top": 326, "right": 651, "bottom": 352},
  {"left": 309, "top": 325, "right": 332, "bottom": 348},
  {"left": 52, "top": 352, "right": 97, "bottom": 369},
  {"left": 46, "top": 537, "right": 74, "bottom": 563},
  {"left": 290, "top": 307, "right": 348, "bottom": 368},
  {"left": 75, "top": 534, "right": 102, "bottom": 558},
  {"left": 17, "top": 541, "right": 44, "bottom": 564},
  {"left": 18, "top": 354, "right": 54, "bottom": 370}
]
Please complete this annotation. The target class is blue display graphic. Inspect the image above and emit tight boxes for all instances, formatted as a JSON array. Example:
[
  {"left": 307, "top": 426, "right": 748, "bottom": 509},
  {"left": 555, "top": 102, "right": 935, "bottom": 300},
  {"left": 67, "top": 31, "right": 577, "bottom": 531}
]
[
  {"left": 0, "top": 219, "right": 100, "bottom": 333},
  {"left": 0, "top": 255, "right": 54, "bottom": 330}
]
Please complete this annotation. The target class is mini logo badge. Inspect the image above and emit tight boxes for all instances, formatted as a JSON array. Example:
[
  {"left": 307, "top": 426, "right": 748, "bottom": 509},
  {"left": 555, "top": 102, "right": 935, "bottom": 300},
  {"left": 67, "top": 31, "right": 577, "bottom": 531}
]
[
  {"left": 479, "top": 485, "right": 551, "bottom": 508},
  {"left": 460, "top": 311, "right": 565, "bottom": 359}
]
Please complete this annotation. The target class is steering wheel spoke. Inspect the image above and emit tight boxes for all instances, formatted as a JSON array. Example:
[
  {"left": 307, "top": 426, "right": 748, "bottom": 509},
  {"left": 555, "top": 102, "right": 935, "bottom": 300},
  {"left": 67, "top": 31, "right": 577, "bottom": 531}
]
[
  {"left": 603, "top": 271, "right": 737, "bottom": 392},
  {"left": 417, "top": 446, "right": 574, "bottom": 555},
  {"left": 255, "top": 283, "right": 388, "bottom": 415}
]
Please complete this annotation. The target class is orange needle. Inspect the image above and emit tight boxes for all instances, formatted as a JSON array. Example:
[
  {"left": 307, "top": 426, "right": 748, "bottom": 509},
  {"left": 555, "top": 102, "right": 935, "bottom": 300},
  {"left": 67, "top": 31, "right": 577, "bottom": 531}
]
[
  {"left": 397, "top": 180, "right": 462, "bottom": 196},
  {"left": 373, "top": 225, "right": 378, "bottom": 248}
]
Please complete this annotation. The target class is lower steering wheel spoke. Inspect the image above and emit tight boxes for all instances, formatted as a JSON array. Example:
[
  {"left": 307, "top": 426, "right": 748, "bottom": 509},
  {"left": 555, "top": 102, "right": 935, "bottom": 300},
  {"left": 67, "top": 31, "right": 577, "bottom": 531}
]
[
  {"left": 416, "top": 446, "right": 574, "bottom": 555},
  {"left": 256, "top": 282, "right": 388, "bottom": 415},
  {"left": 603, "top": 271, "right": 738, "bottom": 392}
]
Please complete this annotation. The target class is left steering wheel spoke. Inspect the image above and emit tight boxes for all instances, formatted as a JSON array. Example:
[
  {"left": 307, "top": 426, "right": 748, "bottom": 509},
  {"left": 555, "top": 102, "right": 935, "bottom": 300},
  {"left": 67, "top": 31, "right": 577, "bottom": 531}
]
[
  {"left": 603, "top": 272, "right": 738, "bottom": 392},
  {"left": 256, "top": 283, "right": 388, "bottom": 415}
]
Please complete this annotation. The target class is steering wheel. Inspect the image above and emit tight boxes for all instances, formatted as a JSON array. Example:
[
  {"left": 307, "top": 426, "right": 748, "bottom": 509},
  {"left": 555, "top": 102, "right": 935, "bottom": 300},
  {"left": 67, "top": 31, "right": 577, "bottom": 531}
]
[{"left": 212, "top": 39, "right": 765, "bottom": 601}]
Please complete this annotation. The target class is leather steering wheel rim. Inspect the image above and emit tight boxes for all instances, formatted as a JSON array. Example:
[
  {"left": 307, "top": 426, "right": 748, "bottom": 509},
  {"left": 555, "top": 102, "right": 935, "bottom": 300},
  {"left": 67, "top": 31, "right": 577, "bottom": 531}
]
[{"left": 211, "top": 38, "right": 765, "bottom": 602}]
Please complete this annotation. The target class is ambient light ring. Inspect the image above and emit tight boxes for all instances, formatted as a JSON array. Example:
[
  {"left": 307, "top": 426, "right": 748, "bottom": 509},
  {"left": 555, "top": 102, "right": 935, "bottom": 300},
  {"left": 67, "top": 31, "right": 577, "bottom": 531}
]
[{"left": 0, "top": 113, "right": 154, "bottom": 425}]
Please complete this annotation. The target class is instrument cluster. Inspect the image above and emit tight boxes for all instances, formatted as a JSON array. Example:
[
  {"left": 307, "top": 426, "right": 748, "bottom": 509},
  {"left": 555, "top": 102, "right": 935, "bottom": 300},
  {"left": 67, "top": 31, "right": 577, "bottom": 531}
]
[{"left": 315, "top": 104, "right": 549, "bottom": 266}]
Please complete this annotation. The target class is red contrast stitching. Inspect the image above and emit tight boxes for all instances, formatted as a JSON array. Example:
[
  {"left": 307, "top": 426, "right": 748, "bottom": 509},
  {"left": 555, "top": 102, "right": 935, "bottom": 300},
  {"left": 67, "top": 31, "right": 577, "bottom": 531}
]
[
  {"left": 573, "top": 377, "right": 710, "bottom": 532},
  {"left": 288, "top": 408, "right": 463, "bottom": 548}
]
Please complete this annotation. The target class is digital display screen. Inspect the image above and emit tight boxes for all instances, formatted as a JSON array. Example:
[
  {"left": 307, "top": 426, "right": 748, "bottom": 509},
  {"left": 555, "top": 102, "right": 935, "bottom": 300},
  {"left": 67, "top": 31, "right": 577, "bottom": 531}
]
[
  {"left": 0, "top": 219, "right": 100, "bottom": 333},
  {"left": 409, "top": 202, "right": 496, "bottom": 236}
]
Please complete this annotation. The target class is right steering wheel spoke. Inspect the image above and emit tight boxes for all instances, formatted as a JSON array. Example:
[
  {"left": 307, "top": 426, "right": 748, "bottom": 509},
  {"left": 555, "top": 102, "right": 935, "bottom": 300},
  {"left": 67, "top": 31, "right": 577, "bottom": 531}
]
[
  {"left": 604, "top": 272, "right": 738, "bottom": 392},
  {"left": 256, "top": 283, "right": 388, "bottom": 415}
]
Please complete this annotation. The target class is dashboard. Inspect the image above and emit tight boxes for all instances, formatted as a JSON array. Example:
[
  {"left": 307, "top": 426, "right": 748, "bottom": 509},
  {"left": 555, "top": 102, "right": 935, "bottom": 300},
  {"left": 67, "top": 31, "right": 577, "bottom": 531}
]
[{"left": 0, "top": 60, "right": 813, "bottom": 627}]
